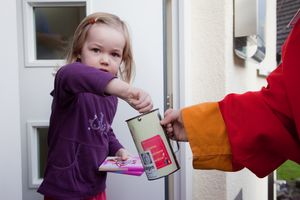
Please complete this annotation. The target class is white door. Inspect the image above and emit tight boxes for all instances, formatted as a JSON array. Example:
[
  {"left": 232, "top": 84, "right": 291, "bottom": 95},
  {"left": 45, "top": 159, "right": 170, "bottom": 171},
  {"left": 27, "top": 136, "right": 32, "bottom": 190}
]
[
  {"left": 91, "top": 1, "right": 166, "bottom": 200},
  {"left": 19, "top": 0, "right": 167, "bottom": 199}
]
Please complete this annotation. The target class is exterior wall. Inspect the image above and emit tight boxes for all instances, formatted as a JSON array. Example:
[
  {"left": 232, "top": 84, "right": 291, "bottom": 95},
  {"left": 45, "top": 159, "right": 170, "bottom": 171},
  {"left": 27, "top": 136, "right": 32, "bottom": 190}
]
[
  {"left": 189, "top": 1, "right": 227, "bottom": 199},
  {"left": 226, "top": 1, "right": 276, "bottom": 199},
  {"left": 0, "top": 0, "right": 23, "bottom": 199},
  {"left": 188, "top": 0, "right": 276, "bottom": 199}
]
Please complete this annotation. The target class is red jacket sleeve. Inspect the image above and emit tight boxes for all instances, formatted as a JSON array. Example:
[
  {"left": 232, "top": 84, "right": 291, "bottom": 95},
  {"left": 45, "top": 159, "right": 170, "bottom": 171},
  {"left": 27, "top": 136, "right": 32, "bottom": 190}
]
[{"left": 219, "top": 19, "right": 300, "bottom": 178}]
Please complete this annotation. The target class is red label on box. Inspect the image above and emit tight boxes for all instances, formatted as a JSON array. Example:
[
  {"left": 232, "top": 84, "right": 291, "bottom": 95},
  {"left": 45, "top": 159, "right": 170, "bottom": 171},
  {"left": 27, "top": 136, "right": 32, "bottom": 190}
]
[{"left": 141, "top": 135, "right": 172, "bottom": 169}]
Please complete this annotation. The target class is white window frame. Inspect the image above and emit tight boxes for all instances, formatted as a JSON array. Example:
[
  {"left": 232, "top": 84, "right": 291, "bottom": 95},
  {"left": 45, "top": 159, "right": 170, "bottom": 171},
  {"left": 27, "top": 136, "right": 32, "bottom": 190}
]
[
  {"left": 26, "top": 120, "right": 49, "bottom": 188},
  {"left": 23, "top": 0, "right": 91, "bottom": 67}
]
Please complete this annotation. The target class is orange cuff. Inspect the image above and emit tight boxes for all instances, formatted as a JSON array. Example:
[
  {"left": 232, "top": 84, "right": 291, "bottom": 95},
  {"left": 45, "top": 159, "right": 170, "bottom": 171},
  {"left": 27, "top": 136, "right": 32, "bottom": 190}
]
[{"left": 182, "top": 102, "right": 233, "bottom": 171}]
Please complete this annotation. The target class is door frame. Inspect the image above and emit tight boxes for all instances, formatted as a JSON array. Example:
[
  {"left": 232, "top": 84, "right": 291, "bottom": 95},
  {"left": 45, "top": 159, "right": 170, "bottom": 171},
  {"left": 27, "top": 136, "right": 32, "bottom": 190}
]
[{"left": 164, "top": 0, "right": 192, "bottom": 200}]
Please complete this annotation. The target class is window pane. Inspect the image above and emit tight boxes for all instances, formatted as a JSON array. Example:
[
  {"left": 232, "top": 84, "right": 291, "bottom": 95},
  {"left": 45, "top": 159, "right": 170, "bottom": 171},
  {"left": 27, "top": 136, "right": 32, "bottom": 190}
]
[
  {"left": 34, "top": 6, "right": 86, "bottom": 60},
  {"left": 37, "top": 127, "right": 48, "bottom": 178}
]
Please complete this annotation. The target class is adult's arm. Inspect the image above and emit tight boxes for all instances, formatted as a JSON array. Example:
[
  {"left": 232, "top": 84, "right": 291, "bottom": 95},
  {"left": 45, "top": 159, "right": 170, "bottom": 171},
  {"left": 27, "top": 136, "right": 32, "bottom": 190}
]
[{"left": 182, "top": 18, "right": 300, "bottom": 178}]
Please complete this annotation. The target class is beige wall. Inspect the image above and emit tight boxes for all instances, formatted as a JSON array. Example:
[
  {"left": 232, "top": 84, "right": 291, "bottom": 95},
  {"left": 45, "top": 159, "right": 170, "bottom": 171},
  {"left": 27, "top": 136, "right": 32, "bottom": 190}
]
[{"left": 187, "top": 0, "right": 276, "bottom": 199}]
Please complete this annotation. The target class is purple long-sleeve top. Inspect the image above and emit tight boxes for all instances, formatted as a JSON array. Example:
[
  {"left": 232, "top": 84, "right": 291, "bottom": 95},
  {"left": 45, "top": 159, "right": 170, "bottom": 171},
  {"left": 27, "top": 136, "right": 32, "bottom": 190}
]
[{"left": 38, "top": 62, "right": 124, "bottom": 199}]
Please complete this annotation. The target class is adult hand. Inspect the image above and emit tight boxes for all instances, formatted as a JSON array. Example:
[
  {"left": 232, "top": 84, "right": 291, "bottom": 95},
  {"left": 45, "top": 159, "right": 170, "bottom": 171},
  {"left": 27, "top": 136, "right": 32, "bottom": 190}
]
[{"left": 160, "top": 108, "right": 188, "bottom": 142}]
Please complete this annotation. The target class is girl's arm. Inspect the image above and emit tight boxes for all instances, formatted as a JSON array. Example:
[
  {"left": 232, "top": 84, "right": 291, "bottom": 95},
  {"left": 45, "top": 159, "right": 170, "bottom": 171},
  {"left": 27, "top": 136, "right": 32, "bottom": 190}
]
[
  {"left": 55, "top": 62, "right": 153, "bottom": 113},
  {"left": 55, "top": 63, "right": 115, "bottom": 105},
  {"left": 105, "top": 78, "right": 153, "bottom": 113}
]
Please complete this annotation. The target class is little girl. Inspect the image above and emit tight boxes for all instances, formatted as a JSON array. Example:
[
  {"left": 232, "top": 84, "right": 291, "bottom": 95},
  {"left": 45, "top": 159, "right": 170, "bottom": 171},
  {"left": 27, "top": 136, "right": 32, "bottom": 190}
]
[{"left": 38, "top": 12, "right": 153, "bottom": 200}]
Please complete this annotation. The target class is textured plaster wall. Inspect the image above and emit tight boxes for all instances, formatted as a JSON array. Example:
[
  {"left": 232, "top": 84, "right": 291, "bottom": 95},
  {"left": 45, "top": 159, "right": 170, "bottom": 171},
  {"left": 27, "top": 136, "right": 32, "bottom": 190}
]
[
  {"left": 188, "top": 0, "right": 276, "bottom": 199},
  {"left": 226, "top": 1, "right": 277, "bottom": 200},
  {"left": 189, "top": 1, "right": 228, "bottom": 199}
]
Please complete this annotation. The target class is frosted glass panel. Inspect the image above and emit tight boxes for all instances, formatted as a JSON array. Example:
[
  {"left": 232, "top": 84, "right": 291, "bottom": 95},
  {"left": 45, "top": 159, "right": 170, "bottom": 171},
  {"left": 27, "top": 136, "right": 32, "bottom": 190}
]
[
  {"left": 37, "top": 127, "right": 48, "bottom": 179},
  {"left": 34, "top": 6, "right": 86, "bottom": 59}
]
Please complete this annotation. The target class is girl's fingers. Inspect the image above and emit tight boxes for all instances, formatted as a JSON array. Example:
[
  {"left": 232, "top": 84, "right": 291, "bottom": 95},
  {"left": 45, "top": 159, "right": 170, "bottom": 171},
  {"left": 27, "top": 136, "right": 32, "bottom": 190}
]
[{"left": 130, "top": 95, "right": 153, "bottom": 113}]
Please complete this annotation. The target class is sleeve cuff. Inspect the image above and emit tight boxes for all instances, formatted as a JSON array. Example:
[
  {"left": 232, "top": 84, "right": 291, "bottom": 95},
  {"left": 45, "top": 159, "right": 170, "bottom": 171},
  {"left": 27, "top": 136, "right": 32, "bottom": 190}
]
[{"left": 182, "top": 102, "right": 233, "bottom": 171}]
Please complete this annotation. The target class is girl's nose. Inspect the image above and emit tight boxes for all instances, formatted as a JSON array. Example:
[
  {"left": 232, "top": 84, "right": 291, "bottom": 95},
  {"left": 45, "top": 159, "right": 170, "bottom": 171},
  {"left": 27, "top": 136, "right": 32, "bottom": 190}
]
[{"left": 100, "top": 54, "right": 109, "bottom": 65}]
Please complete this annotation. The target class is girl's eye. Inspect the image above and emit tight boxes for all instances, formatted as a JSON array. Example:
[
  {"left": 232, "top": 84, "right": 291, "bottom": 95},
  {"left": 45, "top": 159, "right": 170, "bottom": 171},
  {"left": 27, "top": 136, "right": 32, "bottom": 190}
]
[
  {"left": 91, "top": 48, "right": 100, "bottom": 53},
  {"left": 111, "top": 52, "right": 121, "bottom": 57}
]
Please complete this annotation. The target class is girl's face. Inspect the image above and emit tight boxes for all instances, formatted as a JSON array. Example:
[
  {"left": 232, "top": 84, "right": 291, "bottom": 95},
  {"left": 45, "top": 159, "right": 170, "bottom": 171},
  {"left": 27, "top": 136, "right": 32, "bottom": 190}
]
[{"left": 80, "top": 23, "right": 125, "bottom": 75}]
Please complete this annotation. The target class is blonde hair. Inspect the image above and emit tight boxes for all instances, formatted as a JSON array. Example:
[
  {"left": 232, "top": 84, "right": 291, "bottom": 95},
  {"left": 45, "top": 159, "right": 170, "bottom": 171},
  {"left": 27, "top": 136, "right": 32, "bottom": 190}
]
[{"left": 66, "top": 12, "right": 135, "bottom": 83}]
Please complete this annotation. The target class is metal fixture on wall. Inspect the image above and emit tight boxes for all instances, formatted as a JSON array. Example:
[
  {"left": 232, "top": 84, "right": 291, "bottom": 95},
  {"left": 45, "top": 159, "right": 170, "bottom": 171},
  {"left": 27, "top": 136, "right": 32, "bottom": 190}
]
[{"left": 234, "top": 0, "right": 266, "bottom": 63}]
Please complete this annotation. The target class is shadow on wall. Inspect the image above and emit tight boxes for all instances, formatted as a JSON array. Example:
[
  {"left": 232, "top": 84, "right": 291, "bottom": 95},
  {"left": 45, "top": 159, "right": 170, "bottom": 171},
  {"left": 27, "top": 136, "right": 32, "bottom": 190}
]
[{"left": 234, "top": 189, "right": 243, "bottom": 200}]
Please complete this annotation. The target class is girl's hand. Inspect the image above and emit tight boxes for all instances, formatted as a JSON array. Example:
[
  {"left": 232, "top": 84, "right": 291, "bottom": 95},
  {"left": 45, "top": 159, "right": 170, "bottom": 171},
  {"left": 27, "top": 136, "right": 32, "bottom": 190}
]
[
  {"left": 115, "top": 148, "right": 129, "bottom": 161},
  {"left": 128, "top": 87, "right": 153, "bottom": 113}
]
